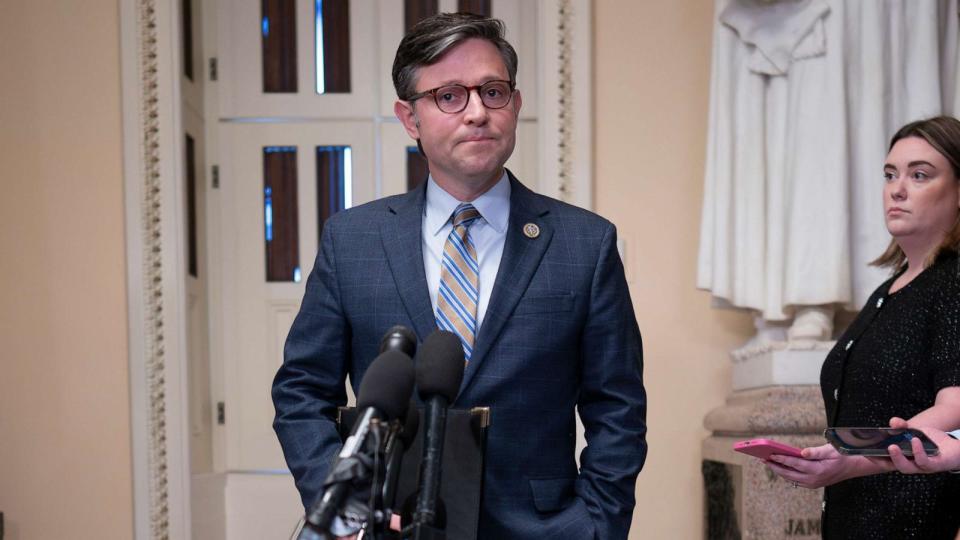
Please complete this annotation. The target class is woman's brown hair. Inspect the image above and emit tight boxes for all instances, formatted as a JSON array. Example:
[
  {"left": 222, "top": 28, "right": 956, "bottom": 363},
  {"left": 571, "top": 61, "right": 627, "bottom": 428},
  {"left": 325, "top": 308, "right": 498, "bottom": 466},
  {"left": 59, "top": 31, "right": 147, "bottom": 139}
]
[{"left": 871, "top": 116, "right": 960, "bottom": 271}]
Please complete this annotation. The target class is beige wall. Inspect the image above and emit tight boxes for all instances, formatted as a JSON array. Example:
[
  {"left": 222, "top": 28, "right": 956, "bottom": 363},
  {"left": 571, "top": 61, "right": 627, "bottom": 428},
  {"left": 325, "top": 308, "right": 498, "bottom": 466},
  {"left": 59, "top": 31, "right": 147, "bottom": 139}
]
[
  {"left": 594, "top": 2, "right": 755, "bottom": 538},
  {"left": 0, "top": 1, "right": 133, "bottom": 539}
]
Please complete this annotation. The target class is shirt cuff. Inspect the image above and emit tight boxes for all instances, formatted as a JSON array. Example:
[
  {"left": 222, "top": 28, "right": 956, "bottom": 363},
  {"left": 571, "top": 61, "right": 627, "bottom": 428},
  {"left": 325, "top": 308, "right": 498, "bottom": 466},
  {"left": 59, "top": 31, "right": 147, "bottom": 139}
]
[{"left": 947, "top": 430, "right": 960, "bottom": 474}]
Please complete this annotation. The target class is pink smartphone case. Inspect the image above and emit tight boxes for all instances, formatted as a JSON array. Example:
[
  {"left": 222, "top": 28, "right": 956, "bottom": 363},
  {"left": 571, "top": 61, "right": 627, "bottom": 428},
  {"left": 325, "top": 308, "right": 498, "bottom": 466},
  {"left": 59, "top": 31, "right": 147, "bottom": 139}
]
[{"left": 733, "top": 438, "right": 804, "bottom": 460}]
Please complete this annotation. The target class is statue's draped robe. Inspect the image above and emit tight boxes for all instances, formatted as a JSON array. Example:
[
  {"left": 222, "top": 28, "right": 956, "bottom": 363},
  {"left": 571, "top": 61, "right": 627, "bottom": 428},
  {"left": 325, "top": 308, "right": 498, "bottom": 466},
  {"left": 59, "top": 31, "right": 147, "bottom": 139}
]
[{"left": 698, "top": 0, "right": 960, "bottom": 320}]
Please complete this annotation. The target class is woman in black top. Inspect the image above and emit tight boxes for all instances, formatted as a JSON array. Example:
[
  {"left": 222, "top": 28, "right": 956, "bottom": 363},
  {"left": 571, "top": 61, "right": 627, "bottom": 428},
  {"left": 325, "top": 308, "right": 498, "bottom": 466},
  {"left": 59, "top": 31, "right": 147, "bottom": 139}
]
[{"left": 767, "top": 116, "right": 960, "bottom": 539}]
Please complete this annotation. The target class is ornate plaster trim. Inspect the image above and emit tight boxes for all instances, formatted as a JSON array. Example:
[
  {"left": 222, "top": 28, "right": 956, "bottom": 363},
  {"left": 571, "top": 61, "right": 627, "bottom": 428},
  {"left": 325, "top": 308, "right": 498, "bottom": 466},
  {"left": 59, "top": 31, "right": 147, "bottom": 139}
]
[
  {"left": 555, "top": 0, "right": 574, "bottom": 197},
  {"left": 138, "top": 1, "right": 171, "bottom": 537},
  {"left": 539, "top": 0, "right": 593, "bottom": 210},
  {"left": 123, "top": 0, "right": 189, "bottom": 537}
]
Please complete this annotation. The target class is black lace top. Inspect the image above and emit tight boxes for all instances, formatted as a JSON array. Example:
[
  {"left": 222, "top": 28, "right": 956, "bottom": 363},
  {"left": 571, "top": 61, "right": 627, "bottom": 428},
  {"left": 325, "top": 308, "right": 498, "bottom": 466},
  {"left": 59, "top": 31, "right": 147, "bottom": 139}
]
[{"left": 819, "top": 251, "right": 960, "bottom": 539}]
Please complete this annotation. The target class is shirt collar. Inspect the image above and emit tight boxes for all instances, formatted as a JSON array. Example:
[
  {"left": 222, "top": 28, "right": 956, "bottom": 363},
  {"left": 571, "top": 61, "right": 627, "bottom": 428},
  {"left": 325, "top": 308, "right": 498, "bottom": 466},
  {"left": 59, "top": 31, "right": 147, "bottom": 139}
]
[{"left": 425, "top": 171, "right": 511, "bottom": 236}]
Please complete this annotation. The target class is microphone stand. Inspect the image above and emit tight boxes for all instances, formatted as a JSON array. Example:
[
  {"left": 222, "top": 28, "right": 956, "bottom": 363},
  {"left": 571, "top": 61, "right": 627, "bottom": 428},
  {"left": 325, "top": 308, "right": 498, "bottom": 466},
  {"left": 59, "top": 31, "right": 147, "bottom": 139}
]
[
  {"left": 403, "top": 401, "right": 448, "bottom": 540},
  {"left": 369, "top": 422, "right": 405, "bottom": 540},
  {"left": 299, "top": 419, "right": 395, "bottom": 540},
  {"left": 402, "top": 520, "right": 445, "bottom": 540},
  {"left": 365, "top": 419, "right": 403, "bottom": 540}
]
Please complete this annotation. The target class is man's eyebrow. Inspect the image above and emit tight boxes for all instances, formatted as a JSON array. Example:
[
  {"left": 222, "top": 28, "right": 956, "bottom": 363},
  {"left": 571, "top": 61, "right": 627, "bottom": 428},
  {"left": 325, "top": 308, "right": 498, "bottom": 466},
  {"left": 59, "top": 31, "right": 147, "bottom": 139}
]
[{"left": 432, "top": 76, "right": 506, "bottom": 87}]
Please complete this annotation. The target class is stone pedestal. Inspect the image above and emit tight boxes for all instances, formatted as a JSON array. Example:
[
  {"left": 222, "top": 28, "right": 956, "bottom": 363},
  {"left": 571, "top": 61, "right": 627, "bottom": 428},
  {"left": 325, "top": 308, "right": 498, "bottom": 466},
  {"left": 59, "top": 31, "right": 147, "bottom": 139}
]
[
  {"left": 730, "top": 341, "right": 831, "bottom": 392},
  {"left": 702, "top": 347, "right": 830, "bottom": 539}
]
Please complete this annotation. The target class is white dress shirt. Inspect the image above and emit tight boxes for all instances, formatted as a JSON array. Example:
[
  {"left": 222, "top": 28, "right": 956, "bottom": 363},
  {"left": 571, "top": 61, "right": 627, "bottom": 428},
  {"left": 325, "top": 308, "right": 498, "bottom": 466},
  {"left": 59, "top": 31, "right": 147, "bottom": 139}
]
[{"left": 422, "top": 172, "right": 510, "bottom": 331}]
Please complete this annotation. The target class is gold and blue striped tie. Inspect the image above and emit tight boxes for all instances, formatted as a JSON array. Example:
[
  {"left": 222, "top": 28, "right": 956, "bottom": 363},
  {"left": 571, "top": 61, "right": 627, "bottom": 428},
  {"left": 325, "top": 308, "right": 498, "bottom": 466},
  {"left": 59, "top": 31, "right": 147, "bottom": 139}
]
[{"left": 436, "top": 203, "right": 482, "bottom": 361}]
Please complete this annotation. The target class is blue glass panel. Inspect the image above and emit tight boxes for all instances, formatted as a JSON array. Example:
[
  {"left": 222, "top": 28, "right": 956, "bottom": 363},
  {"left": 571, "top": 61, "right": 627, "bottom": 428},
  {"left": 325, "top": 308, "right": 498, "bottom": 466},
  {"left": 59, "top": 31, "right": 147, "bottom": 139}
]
[
  {"left": 263, "top": 146, "right": 300, "bottom": 282},
  {"left": 316, "top": 145, "right": 351, "bottom": 238},
  {"left": 315, "top": 0, "right": 326, "bottom": 94},
  {"left": 262, "top": 0, "right": 297, "bottom": 93},
  {"left": 264, "top": 187, "right": 274, "bottom": 241},
  {"left": 314, "top": 0, "right": 351, "bottom": 94}
]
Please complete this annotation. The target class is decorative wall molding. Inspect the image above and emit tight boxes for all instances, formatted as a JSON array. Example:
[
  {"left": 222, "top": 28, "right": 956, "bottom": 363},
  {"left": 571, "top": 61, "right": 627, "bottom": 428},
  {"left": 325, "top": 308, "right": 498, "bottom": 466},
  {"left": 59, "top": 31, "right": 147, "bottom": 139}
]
[
  {"left": 122, "top": 0, "right": 190, "bottom": 537},
  {"left": 555, "top": 0, "right": 574, "bottom": 197},
  {"left": 138, "top": 1, "right": 172, "bottom": 538},
  {"left": 539, "top": 0, "right": 593, "bottom": 210}
]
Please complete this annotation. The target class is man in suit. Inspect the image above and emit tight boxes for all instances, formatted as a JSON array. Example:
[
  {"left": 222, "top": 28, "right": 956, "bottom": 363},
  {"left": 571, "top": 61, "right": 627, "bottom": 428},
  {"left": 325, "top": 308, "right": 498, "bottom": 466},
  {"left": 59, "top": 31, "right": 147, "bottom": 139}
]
[{"left": 272, "top": 13, "right": 646, "bottom": 539}]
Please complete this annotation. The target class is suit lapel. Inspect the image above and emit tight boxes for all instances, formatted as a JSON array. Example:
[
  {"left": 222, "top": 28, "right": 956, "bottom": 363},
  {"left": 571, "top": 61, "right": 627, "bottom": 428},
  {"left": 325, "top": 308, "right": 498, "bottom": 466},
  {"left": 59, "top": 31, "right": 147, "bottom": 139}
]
[
  {"left": 381, "top": 185, "right": 438, "bottom": 341},
  {"left": 459, "top": 174, "right": 553, "bottom": 394}
]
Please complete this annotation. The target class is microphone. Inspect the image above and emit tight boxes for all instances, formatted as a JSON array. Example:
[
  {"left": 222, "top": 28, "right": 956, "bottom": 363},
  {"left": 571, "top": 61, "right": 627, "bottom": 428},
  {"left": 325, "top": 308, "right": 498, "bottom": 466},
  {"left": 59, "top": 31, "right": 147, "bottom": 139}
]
[
  {"left": 300, "top": 349, "right": 415, "bottom": 539},
  {"left": 397, "top": 399, "right": 421, "bottom": 450},
  {"left": 381, "top": 401, "right": 420, "bottom": 518},
  {"left": 379, "top": 325, "right": 418, "bottom": 358},
  {"left": 411, "top": 330, "right": 465, "bottom": 535}
]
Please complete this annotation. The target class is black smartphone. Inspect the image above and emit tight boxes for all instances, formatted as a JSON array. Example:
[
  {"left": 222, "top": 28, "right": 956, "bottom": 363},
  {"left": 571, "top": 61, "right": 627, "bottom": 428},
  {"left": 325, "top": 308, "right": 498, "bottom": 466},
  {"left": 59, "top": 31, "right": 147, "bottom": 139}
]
[{"left": 824, "top": 427, "right": 939, "bottom": 457}]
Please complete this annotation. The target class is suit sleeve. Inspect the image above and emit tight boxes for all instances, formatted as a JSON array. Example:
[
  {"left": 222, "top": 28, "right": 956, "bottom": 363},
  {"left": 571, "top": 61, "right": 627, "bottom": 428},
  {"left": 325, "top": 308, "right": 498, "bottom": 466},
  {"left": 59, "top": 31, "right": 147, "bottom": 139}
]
[
  {"left": 575, "top": 222, "right": 647, "bottom": 540},
  {"left": 272, "top": 221, "right": 352, "bottom": 509}
]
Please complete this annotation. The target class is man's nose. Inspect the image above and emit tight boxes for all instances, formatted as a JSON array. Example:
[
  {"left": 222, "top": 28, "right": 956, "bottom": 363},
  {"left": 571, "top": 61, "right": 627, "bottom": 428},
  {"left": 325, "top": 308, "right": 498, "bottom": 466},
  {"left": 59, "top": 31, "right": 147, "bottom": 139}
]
[{"left": 462, "top": 88, "right": 490, "bottom": 124}]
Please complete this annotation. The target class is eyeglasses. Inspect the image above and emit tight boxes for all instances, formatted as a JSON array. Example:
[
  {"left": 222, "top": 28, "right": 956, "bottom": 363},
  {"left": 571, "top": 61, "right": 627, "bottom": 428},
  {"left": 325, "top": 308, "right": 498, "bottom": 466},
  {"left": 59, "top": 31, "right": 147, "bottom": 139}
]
[{"left": 407, "top": 80, "right": 515, "bottom": 114}]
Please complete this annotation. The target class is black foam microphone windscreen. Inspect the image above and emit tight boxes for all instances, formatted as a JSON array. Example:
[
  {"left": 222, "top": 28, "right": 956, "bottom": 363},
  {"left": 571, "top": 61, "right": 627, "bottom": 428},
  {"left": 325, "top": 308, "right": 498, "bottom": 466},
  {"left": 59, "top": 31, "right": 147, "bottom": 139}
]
[
  {"left": 357, "top": 349, "right": 416, "bottom": 420},
  {"left": 415, "top": 330, "right": 465, "bottom": 403},
  {"left": 399, "top": 399, "right": 420, "bottom": 449}
]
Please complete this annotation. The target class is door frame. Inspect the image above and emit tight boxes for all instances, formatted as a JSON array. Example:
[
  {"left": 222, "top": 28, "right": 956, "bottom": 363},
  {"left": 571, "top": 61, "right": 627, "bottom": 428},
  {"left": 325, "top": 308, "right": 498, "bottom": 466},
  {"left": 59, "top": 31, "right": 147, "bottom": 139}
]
[
  {"left": 121, "top": 0, "right": 192, "bottom": 538},
  {"left": 120, "top": 1, "right": 592, "bottom": 537}
]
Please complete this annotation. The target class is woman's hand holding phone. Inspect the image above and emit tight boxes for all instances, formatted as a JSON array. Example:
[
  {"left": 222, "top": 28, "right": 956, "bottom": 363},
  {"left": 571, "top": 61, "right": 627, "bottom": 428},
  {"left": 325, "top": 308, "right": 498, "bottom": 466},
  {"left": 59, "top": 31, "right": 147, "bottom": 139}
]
[
  {"left": 763, "top": 443, "right": 864, "bottom": 489},
  {"left": 824, "top": 426, "right": 940, "bottom": 456},
  {"left": 734, "top": 437, "right": 904, "bottom": 489},
  {"left": 880, "top": 417, "right": 960, "bottom": 474}
]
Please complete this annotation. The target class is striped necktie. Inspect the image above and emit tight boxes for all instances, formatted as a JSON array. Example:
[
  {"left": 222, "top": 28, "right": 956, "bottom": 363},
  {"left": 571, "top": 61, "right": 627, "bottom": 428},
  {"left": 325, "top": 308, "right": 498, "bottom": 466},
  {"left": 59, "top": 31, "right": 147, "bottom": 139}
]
[{"left": 436, "top": 203, "right": 482, "bottom": 361}]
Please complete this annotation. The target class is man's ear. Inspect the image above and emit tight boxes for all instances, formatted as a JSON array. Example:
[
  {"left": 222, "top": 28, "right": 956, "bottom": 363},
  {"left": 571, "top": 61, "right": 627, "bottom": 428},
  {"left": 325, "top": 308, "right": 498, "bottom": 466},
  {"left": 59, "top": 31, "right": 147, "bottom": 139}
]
[
  {"left": 395, "top": 100, "right": 421, "bottom": 140},
  {"left": 512, "top": 89, "right": 523, "bottom": 117}
]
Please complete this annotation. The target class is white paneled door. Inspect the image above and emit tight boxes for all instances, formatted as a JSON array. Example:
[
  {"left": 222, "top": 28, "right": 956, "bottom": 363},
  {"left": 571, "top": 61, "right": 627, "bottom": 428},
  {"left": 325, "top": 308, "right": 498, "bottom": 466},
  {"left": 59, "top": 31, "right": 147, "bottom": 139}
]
[{"left": 217, "top": 120, "right": 375, "bottom": 470}]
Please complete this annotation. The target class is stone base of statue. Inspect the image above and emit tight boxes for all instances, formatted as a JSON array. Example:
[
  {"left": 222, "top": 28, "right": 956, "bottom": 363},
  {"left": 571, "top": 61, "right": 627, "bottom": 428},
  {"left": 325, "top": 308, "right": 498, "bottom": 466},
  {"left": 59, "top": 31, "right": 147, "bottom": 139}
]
[{"left": 702, "top": 344, "right": 830, "bottom": 539}]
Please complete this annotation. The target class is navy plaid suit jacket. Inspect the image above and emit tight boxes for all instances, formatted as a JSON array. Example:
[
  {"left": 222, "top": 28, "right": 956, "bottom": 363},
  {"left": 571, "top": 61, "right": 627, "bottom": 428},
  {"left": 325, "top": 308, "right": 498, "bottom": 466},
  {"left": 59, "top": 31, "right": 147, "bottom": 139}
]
[{"left": 273, "top": 172, "right": 647, "bottom": 539}]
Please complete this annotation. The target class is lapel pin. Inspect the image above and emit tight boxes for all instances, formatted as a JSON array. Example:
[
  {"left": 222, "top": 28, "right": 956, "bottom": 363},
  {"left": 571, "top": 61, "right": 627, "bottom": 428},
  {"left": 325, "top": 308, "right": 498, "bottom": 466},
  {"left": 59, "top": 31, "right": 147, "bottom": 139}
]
[{"left": 523, "top": 223, "right": 540, "bottom": 239}]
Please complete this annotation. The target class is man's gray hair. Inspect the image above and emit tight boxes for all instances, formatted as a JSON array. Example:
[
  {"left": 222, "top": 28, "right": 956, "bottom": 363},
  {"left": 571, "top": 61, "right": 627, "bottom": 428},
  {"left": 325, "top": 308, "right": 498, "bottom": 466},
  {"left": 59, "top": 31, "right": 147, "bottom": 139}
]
[{"left": 392, "top": 12, "right": 519, "bottom": 100}]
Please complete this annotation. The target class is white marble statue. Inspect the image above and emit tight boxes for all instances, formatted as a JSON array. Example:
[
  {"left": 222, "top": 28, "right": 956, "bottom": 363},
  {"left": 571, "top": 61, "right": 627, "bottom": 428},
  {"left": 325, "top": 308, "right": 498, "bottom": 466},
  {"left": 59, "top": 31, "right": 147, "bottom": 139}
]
[{"left": 698, "top": 0, "right": 959, "bottom": 340}]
